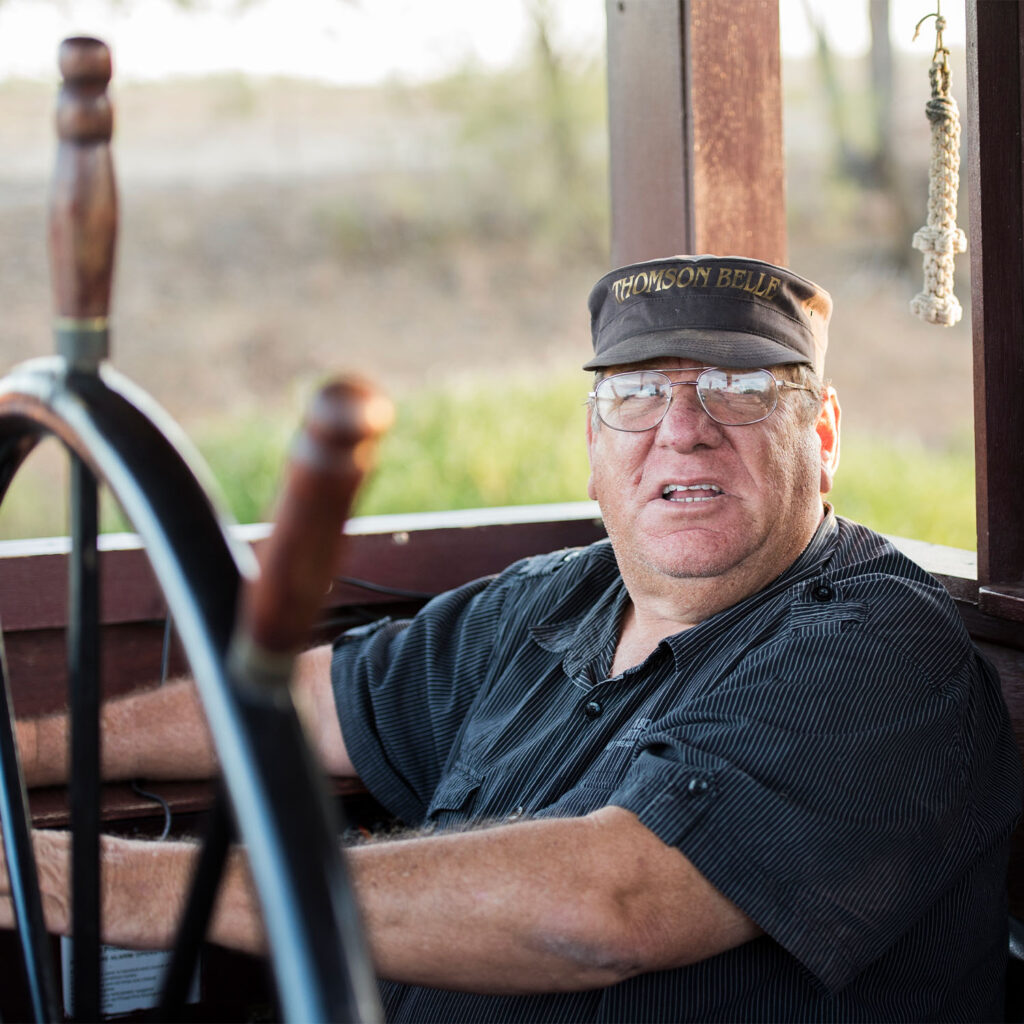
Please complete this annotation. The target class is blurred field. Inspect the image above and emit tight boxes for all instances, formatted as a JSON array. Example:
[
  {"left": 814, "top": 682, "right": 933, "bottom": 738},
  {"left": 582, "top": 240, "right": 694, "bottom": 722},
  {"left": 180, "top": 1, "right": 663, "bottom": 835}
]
[{"left": 0, "top": 42, "right": 978, "bottom": 547}]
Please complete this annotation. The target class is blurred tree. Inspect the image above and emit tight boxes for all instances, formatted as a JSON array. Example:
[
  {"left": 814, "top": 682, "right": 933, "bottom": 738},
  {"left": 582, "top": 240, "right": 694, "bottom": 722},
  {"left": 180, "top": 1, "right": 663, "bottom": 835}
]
[
  {"left": 802, "top": 0, "right": 914, "bottom": 267},
  {"left": 803, "top": 0, "right": 890, "bottom": 186},
  {"left": 527, "top": 0, "right": 580, "bottom": 186}
]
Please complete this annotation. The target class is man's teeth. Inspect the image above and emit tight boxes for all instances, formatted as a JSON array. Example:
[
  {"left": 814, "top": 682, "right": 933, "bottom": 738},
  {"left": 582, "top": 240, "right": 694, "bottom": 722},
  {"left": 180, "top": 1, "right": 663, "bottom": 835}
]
[{"left": 662, "top": 484, "right": 722, "bottom": 502}]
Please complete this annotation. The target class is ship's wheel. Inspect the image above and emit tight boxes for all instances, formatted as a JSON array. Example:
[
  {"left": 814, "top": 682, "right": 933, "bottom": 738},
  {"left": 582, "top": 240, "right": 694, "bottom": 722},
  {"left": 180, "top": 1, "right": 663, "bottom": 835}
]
[{"left": 0, "top": 37, "right": 384, "bottom": 1023}]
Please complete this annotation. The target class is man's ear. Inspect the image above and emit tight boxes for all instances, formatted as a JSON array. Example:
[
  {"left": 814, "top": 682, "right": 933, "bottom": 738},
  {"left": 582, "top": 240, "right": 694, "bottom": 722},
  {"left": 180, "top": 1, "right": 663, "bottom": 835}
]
[
  {"left": 817, "top": 386, "right": 841, "bottom": 494},
  {"left": 585, "top": 409, "right": 598, "bottom": 501}
]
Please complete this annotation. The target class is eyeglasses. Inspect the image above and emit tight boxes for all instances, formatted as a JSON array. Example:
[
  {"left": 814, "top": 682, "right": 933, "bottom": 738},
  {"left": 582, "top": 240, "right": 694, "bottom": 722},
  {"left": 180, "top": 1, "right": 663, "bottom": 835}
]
[{"left": 588, "top": 367, "right": 818, "bottom": 431}]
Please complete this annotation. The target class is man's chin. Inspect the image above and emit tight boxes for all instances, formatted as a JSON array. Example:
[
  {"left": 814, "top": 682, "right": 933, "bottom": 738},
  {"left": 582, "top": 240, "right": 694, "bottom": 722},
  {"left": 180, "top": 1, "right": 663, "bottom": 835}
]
[
  {"left": 647, "top": 558, "right": 737, "bottom": 581},
  {"left": 639, "top": 539, "right": 746, "bottom": 581},
  {"left": 605, "top": 516, "right": 753, "bottom": 580}
]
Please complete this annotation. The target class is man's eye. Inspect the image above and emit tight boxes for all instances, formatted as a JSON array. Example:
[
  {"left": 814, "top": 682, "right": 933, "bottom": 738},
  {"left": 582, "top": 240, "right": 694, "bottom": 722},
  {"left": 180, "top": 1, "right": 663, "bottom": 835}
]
[{"left": 723, "top": 376, "right": 762, "bottom": 395}]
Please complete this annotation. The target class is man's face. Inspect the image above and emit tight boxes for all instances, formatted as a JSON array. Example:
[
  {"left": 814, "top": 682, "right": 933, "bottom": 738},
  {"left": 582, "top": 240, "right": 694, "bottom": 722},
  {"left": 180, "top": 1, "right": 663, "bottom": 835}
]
[{"left": 586, "top": 358, "right": 838, "bottom": 602}]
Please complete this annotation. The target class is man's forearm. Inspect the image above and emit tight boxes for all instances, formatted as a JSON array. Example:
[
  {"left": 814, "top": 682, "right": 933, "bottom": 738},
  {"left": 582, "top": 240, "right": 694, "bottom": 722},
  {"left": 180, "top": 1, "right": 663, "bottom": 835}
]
[
  {"left": 347, "top": 805, "right": 759, "bottom": 994},
  {"left": 0, "top": 830, "right": 266, "bottom": 956},
  {"left": 1, "top": 806, "right": 756, "bottom": 996},
  {"left": 16, "top": 643, "right": 355, "bottom": 788},
  {"left": 17, "top": 675, "right": 217, "bottom": 788}
]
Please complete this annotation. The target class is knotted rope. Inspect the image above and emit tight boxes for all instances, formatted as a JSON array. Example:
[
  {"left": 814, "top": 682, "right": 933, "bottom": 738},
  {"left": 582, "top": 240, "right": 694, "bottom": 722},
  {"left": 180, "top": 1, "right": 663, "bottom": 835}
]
[{"left": 910, "top": 12, "right": 966, "bottom": 326}]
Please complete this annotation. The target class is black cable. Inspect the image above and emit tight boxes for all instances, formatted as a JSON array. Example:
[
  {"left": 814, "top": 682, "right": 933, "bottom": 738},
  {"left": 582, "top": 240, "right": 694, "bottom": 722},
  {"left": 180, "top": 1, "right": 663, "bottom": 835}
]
[
  {"left": 333, "top": 576, "right": 438, "bottom": 602},
  {"left": 126, "top": 614, "right": 175, "bottom": 841},
  {"left": 129, "top": 782, "right": 172, "bottom": 841},
  {"left": 159, "top": 613, "right": 173, "bottom": 686}
]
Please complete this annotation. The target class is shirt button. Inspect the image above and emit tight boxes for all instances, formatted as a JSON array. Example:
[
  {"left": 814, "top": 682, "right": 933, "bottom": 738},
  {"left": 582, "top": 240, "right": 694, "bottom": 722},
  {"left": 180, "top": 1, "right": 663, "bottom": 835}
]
[
  {"left": 686, "top": 777, "right": 709, "bottom": 796},
  {"left": 507, "top": 805, "right": 525, "bottom": 821},
  {"left": 583, "top": 700, "right": 603, "bottom": 719},
  {"left": 811, "top": 582, "right": 834, "bottom": 602}
]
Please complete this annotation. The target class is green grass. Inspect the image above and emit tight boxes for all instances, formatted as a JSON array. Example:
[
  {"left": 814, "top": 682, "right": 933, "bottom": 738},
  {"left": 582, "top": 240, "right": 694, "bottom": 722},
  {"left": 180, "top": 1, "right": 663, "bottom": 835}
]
[
  {"left": 0, "top": 373, "right": 977, "bottom": 554},
  {"left": 191, "top": 372, "right": 978, "bottom": 553},
  {"left": 828, "top": 432, "right": 976, "bottom": 550},
  {"left": 361, "top": 373, "right": 591, "bottom": 514}
]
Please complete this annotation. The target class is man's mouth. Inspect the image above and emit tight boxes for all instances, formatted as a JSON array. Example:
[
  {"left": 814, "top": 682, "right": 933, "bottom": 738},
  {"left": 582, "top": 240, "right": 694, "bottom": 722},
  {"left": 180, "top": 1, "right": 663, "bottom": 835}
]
[{"left": 661, "top": 484, "right": 723, "bottom": 502}]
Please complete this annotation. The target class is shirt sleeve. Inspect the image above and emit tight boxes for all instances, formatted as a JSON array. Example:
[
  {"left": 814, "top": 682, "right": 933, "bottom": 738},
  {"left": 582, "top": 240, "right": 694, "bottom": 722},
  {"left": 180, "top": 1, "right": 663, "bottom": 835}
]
[
  {"left": 331, "top": 573, "right": 511, "bottom": 824},
  {"left": 608, "top": 625, "right": 1022, "bottom": 993}
]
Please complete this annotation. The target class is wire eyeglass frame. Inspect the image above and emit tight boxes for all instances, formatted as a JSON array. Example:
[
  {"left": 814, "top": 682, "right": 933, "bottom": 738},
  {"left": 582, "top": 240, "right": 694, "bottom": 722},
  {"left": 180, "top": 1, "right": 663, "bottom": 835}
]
[{"left": 588, "top": 366, "right": 819, "bottom": 431}]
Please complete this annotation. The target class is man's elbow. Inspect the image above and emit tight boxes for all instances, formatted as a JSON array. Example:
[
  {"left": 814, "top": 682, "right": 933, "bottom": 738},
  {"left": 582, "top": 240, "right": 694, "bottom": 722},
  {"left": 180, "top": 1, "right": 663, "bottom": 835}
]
[
  {"left": 529, "top": 896, "right": 693, "bottom": 990},
  {"left": 529, "top": 924, "right": 646, "bottom": 990},
  {"left": 531, "top": 878, "right": 761, "bottom": 990}
]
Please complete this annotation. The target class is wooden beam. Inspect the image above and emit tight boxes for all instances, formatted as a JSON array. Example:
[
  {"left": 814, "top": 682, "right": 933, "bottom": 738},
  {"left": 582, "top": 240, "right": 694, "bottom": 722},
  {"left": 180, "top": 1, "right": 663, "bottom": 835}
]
[
  {"left": 966, "top": 0, "right": 1024, "bottom": 594},
  {"left": 0, "top": 506, "right": 608, "bottom": 706},
  {"left": 604, "top": 0, "right": 785, "bottom": 268}
]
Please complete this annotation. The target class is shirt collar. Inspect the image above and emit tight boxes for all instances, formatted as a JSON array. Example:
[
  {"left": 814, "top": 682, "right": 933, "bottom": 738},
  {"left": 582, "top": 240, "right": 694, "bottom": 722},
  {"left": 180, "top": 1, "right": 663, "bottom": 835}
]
[
  {"left": 529, "top": 564, "right": 627, "bottom": 671},
  {"left": 528, "top": 504, "right": 840, "bottom": 672},
  {"left": 657, "top": 503, "right": 840, "bottom": 663}
]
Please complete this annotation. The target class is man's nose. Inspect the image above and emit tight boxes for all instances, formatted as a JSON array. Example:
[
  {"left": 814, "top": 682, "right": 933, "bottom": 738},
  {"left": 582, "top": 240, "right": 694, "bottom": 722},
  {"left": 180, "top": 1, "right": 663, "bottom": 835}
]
[{"left": 655, "top": 384, "right": 724, "bottom": 448}]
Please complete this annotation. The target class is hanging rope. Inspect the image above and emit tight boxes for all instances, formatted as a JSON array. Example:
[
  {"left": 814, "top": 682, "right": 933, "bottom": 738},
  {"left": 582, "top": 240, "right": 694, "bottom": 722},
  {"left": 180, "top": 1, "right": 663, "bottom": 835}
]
[{"left": 910, "top": 8, "right": 966, "bottom": 326}]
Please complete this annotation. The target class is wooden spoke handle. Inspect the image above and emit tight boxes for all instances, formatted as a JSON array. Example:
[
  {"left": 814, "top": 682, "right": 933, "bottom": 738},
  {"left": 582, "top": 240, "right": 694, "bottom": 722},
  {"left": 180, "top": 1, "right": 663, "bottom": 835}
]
[
  {"left": 49, "top": 37, "right": 117, "bottom": 322},
  {"left": 240, "top": 378, "right": 394, "bottom": 663}
]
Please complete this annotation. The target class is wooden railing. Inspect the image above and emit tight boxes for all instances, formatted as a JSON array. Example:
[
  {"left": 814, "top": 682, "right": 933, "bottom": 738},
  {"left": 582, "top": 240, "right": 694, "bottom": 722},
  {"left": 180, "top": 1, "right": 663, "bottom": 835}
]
[{"left": 5, "top": 502, "right": 1021, "bottom": 825}]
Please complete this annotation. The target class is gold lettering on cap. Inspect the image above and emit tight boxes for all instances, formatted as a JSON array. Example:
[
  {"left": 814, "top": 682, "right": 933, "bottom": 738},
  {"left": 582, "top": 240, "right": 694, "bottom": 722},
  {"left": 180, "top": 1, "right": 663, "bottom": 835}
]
[
  {"left": 609, "top": 262, "right": 751, "bottom": 302},
  {"left": 763, "top": 276, "right": 781, "bottom": 299}
]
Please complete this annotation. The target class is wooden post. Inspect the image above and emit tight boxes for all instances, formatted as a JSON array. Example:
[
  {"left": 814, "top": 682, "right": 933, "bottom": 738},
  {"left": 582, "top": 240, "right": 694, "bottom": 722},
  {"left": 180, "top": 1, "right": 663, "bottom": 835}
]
[
  {"left": 965, "top": 1, "right": 1024, "bottom": 611},
  {"left": 604, "top": 0, "right": 786, "bottom": 268}
]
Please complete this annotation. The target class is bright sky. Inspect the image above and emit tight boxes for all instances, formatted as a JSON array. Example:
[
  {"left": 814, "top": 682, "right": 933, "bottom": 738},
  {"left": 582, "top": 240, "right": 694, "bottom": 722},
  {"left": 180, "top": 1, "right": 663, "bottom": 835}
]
[{"left": 0, "top": 0, "right": 966, "bottom": 85}]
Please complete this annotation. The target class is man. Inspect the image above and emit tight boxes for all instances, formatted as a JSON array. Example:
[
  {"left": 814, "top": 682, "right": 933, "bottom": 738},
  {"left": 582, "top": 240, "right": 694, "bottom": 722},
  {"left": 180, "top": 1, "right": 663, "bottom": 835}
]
[{"left": 5, "top": 254, "right": 1022, "bottom": 1020}]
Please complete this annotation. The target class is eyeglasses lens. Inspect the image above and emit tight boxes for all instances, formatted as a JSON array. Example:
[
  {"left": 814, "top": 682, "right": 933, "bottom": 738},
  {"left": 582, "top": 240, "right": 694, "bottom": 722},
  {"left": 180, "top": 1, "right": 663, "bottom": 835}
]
[
  {"left": 595, "top": 369, "right": 777, "bottom": 430},
  {"left": 698, "top": 369, "right": 775, "bottom": 425},
  {"left": 597, "top": 372, "right": 670, "bottom": 430}
]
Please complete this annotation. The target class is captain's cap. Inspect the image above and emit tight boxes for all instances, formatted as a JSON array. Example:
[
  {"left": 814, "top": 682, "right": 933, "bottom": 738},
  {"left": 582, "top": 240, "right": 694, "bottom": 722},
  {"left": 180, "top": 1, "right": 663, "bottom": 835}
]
[{"left": 584, "top": 254, "right": 831, "bottom": 375}]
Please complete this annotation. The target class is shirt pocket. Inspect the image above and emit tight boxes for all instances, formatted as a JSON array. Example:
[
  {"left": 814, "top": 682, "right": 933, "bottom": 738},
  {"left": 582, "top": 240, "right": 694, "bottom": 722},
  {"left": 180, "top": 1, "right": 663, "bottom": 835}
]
[
  {"left": 425, "top": 762, "right": 483, "bottom": 824},
  {"left": 535, "top": 747, "right": 637, "bottom": 819}
]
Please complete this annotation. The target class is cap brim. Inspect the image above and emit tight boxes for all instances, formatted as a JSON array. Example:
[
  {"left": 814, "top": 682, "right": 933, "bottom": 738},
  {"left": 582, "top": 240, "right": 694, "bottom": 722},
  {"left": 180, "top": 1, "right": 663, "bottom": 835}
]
[{"left": 581, "top": 329, "right": 812, "bottom": 372}]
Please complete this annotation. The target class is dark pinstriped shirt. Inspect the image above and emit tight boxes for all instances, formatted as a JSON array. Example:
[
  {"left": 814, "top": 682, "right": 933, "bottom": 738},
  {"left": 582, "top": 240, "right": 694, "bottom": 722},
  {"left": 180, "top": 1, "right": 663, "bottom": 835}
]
[{"left": 332, "top": 509, "right": 1023, "bottom": 1022}]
